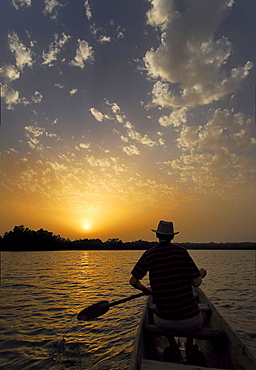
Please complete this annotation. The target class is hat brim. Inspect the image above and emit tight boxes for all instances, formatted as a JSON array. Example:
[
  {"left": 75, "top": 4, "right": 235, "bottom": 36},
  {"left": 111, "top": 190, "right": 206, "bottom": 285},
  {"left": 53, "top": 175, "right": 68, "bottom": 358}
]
[{"left": 151, "top": 229, "right": 179, "bottom": 235}]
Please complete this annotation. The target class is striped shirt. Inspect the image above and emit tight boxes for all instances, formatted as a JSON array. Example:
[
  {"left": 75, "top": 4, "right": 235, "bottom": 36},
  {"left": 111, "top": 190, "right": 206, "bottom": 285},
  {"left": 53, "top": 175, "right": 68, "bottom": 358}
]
[{"left": 131, "top": 241, "right": 201, "bottom": 320}]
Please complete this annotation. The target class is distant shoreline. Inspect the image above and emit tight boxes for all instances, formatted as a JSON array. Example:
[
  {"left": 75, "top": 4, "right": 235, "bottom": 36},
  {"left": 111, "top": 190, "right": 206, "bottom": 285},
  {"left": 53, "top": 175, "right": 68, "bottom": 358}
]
[{"left": 1, "top": 226, "right": 255, "bottom": 251}]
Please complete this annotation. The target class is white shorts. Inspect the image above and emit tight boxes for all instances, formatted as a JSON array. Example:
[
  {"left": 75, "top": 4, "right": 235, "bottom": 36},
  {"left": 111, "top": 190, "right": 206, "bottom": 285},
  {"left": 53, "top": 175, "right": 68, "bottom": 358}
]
[{"left": 154, "top": 312, "right": 203, "bottom": 332}]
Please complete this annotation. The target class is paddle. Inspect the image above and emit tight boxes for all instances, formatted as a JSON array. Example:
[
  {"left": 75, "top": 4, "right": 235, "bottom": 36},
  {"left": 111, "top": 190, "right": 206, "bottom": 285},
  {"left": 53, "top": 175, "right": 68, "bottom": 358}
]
[{"left": 77, "top": 292, "right": 146, "bottom": 321}]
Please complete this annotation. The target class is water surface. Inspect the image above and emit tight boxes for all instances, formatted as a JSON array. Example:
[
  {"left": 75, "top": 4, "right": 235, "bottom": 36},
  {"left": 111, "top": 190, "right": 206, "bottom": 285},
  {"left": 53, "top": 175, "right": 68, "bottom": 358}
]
[{"left": 0, "top": 250, "right": 255, "bottom": 369}]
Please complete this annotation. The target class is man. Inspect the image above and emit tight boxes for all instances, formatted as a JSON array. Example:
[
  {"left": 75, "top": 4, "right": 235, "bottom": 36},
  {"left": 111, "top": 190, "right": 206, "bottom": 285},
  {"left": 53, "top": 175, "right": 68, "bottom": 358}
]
[{"left": 130, "top": 220, "right": 207, "bottom": 362}]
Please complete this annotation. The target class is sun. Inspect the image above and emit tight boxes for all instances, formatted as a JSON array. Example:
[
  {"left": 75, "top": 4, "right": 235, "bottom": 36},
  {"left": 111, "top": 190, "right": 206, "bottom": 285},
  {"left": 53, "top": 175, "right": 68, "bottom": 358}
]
[{"left": 83, "top": 224, "right": 90, "bottom": 230}]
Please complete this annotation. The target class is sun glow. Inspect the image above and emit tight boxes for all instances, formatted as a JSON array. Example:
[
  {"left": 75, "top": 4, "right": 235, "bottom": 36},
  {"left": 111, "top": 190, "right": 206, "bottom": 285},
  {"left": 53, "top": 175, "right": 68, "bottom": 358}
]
[{"left": 83, "top": 224, "right": 90, "bottom": 230}]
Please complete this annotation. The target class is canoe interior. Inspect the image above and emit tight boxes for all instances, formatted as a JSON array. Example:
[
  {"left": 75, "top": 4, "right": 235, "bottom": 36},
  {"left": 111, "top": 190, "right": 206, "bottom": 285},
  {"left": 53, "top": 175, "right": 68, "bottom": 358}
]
[{"left": 130, "top": 288, "right": 256, "bottom": 370}]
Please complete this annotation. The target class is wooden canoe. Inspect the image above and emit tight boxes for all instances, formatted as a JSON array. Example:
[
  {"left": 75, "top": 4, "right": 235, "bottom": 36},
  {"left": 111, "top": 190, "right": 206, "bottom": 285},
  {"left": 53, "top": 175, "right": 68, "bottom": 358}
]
[{"left": 129, "top": 288, "right": 256, "bottom": 370}]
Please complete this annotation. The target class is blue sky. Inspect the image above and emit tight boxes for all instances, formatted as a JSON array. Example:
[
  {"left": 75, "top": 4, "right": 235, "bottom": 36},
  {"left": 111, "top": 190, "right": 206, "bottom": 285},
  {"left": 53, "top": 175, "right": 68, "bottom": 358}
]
[{"left": 0, "top": 0, "right": 256, "bottom": 242}]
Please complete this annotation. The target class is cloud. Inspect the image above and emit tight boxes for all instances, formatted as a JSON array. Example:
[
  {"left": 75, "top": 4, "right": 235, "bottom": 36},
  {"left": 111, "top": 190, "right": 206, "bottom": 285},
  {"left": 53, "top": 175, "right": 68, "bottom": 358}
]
[
  {"left": 99, "top": 36, "right": 111, "bottom": 44},
  {"left": 11, "top": 0, "right": 31, "bottom": 10},
  {"left": 70, "top": 39, "right": 94, "bottom": 68},
  {"left": 89, "top": 108, "right": 111, "bottom": 122},
  {"left": 1, "top": 85, "right": 20, "bottom": 109},
  {"left": 89, "top": 18, "right": 125, "bottom": 44},
  {"left": 146, "top": 0, "right": 176, "bottom": 28},
  {"left": 176, "top": 109, "right": 255, "bottom": 152},
  {"left": 159, "top": 107, "right": 188, "bottom": 127},
  {"left": 70, "top": 89, "right": 78, "bottom": 95},
  {"left": 0, "top": 64, "right": 20, "bottom": 83},
  {"left": 122, "top": 145, "right": 140, "bottom": 156},
  {"left": 144, "top": 0, "right": 253, "bottom": 109},
  {"left": 76, "top": 143, "right": 91, "bottom": 150},
  {"left": 8, "top": 31, "right": 33, "bottom": 71},
  {"left": 159, "top": 108, "right": 256, "bottom": 192},
  {"left": 84, "top": 0, "right": 92, "bottom": 20},
  {"left": 32, "top": 91, "right": 43, "bottom": 104},
  {"left": 126, "top": 122, "right": 158, "bottom": 147},
  {"left": 55, "top": 83, "right": 64, "bottom": 89},
  {"left": 24, "top": 124, "right": 59, "bottom": 150},
  {"left": 110, "top": 103, "right": 121, "bottom": 113},
  {"left": 43, "top": 0, "right": 63, "bottom": 19},
  {"left": 42, "top": 33, "right": 71, "bottom": 65}
]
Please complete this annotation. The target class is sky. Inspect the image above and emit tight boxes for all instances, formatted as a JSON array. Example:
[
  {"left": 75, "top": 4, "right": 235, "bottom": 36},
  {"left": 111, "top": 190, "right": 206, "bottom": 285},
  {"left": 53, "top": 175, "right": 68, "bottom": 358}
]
[{"left": 0, "top": 0, "right": 256, "bottom": 243}]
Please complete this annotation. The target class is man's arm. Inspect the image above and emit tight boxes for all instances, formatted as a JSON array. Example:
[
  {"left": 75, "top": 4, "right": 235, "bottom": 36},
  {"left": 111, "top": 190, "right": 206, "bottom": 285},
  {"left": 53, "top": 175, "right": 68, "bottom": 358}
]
[
  {"left": 130, "top": 275, "right": 152, "bottom": 295},
  {"left": 191, "top": 268, "right": 207, "bottom": 287}
]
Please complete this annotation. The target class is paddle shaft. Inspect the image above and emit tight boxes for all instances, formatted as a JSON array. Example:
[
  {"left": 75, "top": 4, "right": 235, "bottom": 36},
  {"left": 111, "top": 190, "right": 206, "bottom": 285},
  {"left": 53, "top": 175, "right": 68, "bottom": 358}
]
[{"left": 108, "top": 292, "right": 145, "bottom": 307}]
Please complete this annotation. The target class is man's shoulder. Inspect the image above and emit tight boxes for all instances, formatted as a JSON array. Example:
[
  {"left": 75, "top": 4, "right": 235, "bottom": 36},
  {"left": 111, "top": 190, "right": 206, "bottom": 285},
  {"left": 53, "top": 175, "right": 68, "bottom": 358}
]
[
  {"left": 171, "top": 243, "right": 187, "bottom": 252},
  {"left": 145, "top": 243, "right": 187, "bottom": 255}
]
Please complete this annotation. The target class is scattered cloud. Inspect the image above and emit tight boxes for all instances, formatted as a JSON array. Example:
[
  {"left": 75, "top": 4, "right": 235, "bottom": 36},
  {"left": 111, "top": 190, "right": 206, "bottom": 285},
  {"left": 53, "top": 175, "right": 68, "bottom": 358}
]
[
  {"left": 43, "top": 0, "right": 64, "bottom": 20},
  {"left": 24, "top": 124, "right": 59, "bottom": 150},
  {"left": 32, "top": 91, "right": 43, "bottom": 104},
  {"left": 70, "top": 39, "right": 94, "bottom": 69},
  {"left": 11, "top": 0, "right": 31, "bottom": 10},
  {"left": 70, "top": 88, "right": 78, "bottom": 96},
  {"left": 1, "top": 85, "right": 20, "bottom": 109},
  {"left": 0, "top": 64, "right": 20, "bottom": 83},
  {"left": 84, "top": 0, "right": 92, "bottom": 20},
  {"left": 125, "top": 122, "right": 158, "bottom": 147},
  {"left": 55, "top": 83, "right": 64, "bottom": 89},
  {"left": 159, "top": 108, "right": 256, "bottom": 193},
  {"left": 8, "top": 31, "right": 33, "bottom": 71},
  {"left": 89, "top": 108, "right": 111, "bottom": 122},
  {"left": 159, "top": 108, "right": 188, "bottom": 128},
  {"left": 42, "top": 33, "right": 71, "bottom": 65},
  {"left": 99, "top": 36, "right": 111, "bottom": 44},
  {"left": 176, "top": 109, "right": 255, "bottom": 153},
  {"left": 122, "top": 144, "right": 140, "bottom": 156}
]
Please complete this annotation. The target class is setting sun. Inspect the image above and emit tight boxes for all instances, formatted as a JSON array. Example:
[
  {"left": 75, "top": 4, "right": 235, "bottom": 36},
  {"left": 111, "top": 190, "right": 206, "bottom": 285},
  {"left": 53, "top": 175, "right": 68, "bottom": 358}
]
[{"left": 83, "top": 224, "right": 90, "bottom": 230}]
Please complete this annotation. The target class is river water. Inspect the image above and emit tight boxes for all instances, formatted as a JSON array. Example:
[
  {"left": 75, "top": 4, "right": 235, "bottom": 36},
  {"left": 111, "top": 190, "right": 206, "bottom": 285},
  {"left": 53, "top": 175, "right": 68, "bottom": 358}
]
[{"left": 0, "top": 250, "right": 255, "bottom": 369}]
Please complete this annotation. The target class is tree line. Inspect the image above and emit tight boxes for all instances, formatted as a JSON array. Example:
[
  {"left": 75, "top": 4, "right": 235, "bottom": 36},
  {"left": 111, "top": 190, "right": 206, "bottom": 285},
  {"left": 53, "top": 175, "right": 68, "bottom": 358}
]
[{"left": 0, "top": 225, "right": 255, "bottom": 251}]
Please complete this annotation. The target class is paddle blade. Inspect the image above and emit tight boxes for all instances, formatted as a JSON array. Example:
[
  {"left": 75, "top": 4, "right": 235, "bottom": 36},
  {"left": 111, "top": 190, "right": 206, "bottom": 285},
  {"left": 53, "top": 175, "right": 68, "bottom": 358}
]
[{"left": 77, "top": 300, "right": 109, "bottom": 321}]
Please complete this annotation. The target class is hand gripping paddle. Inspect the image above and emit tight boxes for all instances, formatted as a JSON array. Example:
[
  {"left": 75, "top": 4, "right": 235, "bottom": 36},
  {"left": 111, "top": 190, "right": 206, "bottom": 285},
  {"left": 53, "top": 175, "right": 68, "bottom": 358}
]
[{"left": 77, "top": 292, "right": 145, "bottom": 321}]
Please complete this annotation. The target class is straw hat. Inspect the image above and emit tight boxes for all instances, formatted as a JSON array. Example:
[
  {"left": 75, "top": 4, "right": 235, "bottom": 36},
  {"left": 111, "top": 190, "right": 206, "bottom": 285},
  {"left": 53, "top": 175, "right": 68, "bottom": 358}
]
[{"left": 151, "top": 220, "right": 179, "bottom": 235}]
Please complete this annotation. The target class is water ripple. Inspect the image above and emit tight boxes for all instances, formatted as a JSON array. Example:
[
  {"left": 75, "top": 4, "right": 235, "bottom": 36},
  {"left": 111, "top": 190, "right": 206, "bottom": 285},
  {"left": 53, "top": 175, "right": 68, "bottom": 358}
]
[{"left": 1, "top": 250, "right": 255, "bottom": 369}]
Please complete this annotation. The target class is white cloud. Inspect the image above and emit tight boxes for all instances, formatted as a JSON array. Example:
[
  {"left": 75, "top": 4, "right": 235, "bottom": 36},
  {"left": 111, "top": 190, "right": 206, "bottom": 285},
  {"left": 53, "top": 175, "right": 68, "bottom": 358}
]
[
  {"left": 70, "top": 88, "right": 78, "bottom": 95},
  {"left": 51, "top": 118, "right": 58, "bottom": 125},
  {"left": 42, "top": 33, "right": 71, "bottom": 65},
  {"left": 122, "top": 145, "right": 140, "bottom": 156},
  {"left": 176, "top": 109, "right": 255, "bottom": 153},
  {"left": 55, "top": 83, "right": 64, "bottom": 89},
  {"left": 122, "top": 121, "right": 159, "bottom": 147},
  {"left": 8, "top": 31, "right": 33, "bottom": 71},
  {"left": 89, "top": 108, "right": 111, "bottom": 122},
  {"left": 1, "top": 85, "right": 20, "bottom": 109},
  {"left": 146, "top": 0, "right": 176, "bottom": 28},
  {"left": 0, "top": 64, "right": 20, "bottom": 83},
  {"left": 144, "top": 0, "right": 253, "bottom": 109},
  {"left": 24, "top": 124, "right": 59, "bottom": 150},
  {"left": 127, "top": 126, "right": 157, "bottom": 147},
  {"left": 11, "top": 0, "right": 31, "bottom": 10},
  {"left": 99, "top": 36, "right": 111, "bottom": 44},
  {"left": 43, "top": 0, "right": 63, "bottom": 19},
  {"left": 79, "top": 143, "right": 90, "bottom": 149},
  {"left": 70, "top": 39, "right": 94, "bottom": 69},
  {"left": 110, "top": 103, "right": 120, "bottom": 113},
  {"left": 32, "top": 91, "right": 43, "bottom": 104},
  {"left": 84, "top": 0, "right": 92, "bottom": 20},
  {"left": 159, "top": 108, "right": 188, "bottom": 127}
]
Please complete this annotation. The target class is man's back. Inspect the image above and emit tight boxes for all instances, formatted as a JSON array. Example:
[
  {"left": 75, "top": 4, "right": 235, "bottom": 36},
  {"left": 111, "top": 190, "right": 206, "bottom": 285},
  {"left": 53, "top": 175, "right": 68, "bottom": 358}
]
[{"left": 131, "top": 241, "right": 201, "bottom": 320}]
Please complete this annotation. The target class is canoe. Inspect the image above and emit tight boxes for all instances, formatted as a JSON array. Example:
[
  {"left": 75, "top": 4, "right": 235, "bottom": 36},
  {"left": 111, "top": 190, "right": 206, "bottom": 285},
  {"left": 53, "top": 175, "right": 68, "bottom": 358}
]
[{"left": 129, "top": 288, "right": 256, "bottom": 370}]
